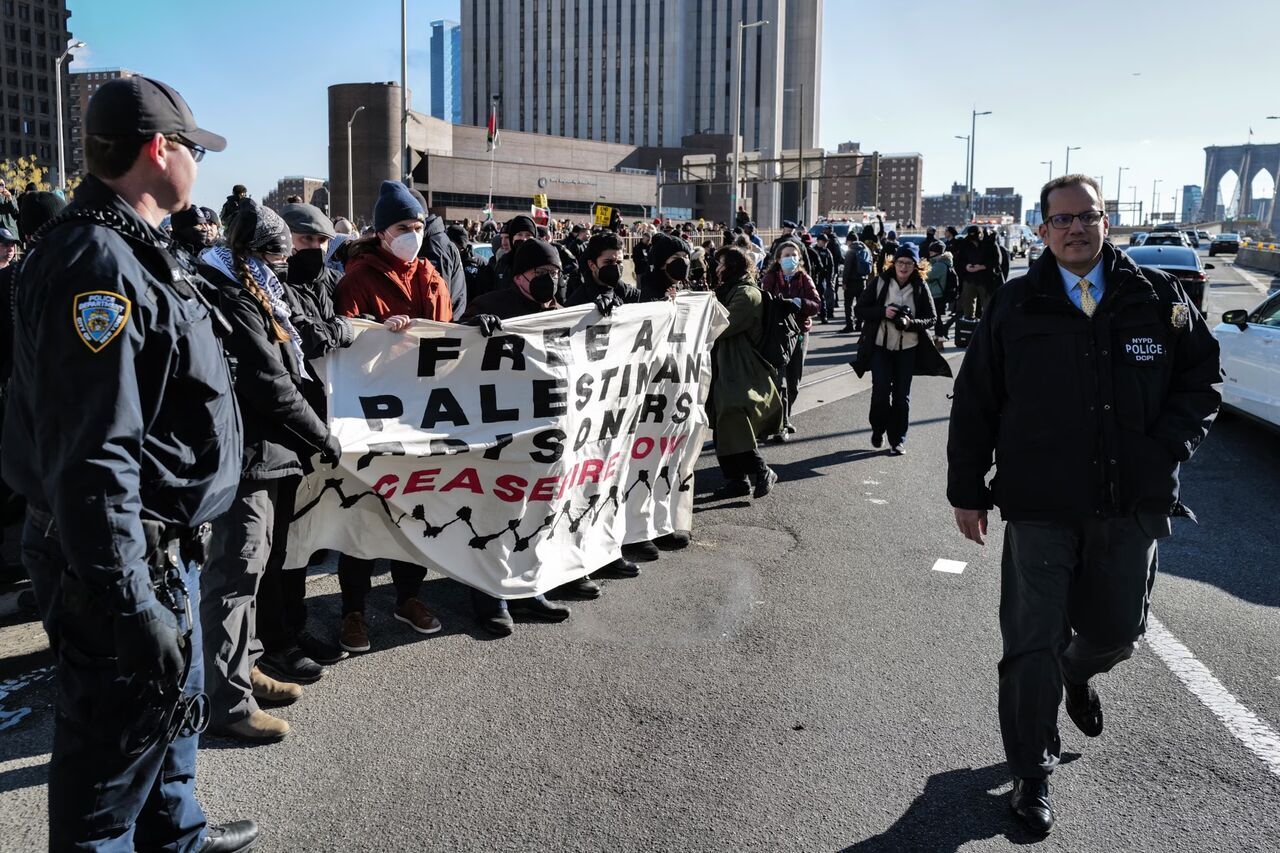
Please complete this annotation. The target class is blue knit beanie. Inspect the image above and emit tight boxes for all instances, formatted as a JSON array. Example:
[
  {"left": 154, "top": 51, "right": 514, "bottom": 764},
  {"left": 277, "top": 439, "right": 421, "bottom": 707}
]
[{"left": 373, "top": 180, "right": 424, "bottom": 232}]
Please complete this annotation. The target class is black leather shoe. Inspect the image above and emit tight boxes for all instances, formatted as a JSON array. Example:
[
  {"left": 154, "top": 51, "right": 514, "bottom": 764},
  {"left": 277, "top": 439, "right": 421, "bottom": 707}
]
[
  {"left": 594, "top": 558, "right": 641, "bottom": 579},
  {"left": 622, "top": 540, "right": 661, "bottom": 562},
  {"left": 654, "top": 530, "right": 691, "bottom": 550},
  {"left": 555, "top": 575, "right": 603, "bottom": 599},
  {"left": 1064, "top": 679, "right": 1104, "bottom": 737},
  {"left": 471, "top": 590, "right": 515, "bottom": 637},
  {"left": 1010, "top": 778, "right": 1054, "bottom": 835},
  {"left": 297, "top": 630, "right": 348, "bottom": 665},
  {"left": 509, "top": 594, "right": 571, "bottom": 622},
  {"left": 200, "top": 820, "right": 259, "bottom": 852},
  {"left": 752, "top": 466, "right": 778, "bottom": 498},
  {"left": 871, "top": 431, "right": 884, "bottom": 448},
  {"left": 258, "top": 647, "right": 324, "bottom": 684}
]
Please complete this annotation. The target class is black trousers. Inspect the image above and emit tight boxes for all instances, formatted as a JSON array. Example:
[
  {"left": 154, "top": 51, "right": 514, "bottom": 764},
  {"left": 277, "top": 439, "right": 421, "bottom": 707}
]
[
  {"left": 998, "top": 515, "right": 1165, "bottom": 779},
  {"left": 337, "top": 555, "right": 426, "bottom": 615},
  {"left": 844, "top": 279, "right": 864, "bottom": 326},
  {"left": 716, "top": 449, "right": 766, "bottom": 482},
  {"left": 256, "top": 477, "right": 308, "bottom": 654}
]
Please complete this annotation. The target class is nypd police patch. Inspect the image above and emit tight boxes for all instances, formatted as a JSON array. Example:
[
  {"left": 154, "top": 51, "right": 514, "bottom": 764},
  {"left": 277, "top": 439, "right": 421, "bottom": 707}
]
[{"left": 73, "top": 291, "right": 131, "bottom": 352}]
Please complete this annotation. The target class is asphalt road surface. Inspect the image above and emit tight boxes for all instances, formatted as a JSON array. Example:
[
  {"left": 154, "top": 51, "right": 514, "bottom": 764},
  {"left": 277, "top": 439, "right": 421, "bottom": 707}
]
[{"left": 1, "top": 251, "right": 1277, "bottom": 852}]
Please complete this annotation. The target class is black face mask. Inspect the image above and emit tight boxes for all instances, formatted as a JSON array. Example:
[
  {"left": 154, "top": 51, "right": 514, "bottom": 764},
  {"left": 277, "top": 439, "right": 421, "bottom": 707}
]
[
  {"left": 529, "top": 273, "right": 558, "bottom": 303},
  {"left": 268, "top": 261, "right": 290, "bottom": 281},
  {"left": 596, "top": 263, "right": 622, "bottom": 288},
  {"left": 175, "top": 226, "right": 211, "bottom": 249},
  {"left": 665, "top": 258, "right": 689, "bottom": 281},
  {"left": 287, "top": 248, "right": 325, "bottom": 284}
]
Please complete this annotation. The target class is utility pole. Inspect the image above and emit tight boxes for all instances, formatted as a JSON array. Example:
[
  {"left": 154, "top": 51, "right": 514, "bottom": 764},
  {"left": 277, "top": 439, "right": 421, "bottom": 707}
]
[
  {"left": 729, "top": 19, "right": 769, "bottom": 226},
  {"left": 969, "top": 109, "right": 992, "bottom": 223},
  {"left": 1116, "top": 166, "right": 1129, "bottom": 225},
  {"left": 1040, "top": 160, "right": 1052, "bottom": 183},
  {"left": 1064, "top": 145, "right": 1080, "bottom": 174},
  {"left": 1151, "top": 179, "right": 1162, "bottom": 225},
  {"left": 346, "top": 105, "right": 366, "bottom": 221},
  {"left": 54, "top": 41, "right": 85, "bottom": 191}
]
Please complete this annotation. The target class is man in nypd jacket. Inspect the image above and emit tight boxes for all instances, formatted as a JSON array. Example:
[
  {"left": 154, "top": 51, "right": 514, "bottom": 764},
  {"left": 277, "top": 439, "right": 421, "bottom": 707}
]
[{"left": 946, "top": 175, "right": 1220, "bottom": 835}]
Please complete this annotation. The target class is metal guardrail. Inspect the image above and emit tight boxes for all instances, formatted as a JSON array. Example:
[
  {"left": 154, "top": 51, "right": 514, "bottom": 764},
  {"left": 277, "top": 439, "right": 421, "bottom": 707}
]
[{"left": 1240, "top": 239, "right": 1279, "bottom": 252}]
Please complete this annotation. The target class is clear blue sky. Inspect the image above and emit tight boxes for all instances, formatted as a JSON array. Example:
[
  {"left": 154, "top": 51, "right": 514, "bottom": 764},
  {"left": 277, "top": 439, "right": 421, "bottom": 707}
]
[{"left": 68, "top": 0, "right": 1279, "bottom": 219}]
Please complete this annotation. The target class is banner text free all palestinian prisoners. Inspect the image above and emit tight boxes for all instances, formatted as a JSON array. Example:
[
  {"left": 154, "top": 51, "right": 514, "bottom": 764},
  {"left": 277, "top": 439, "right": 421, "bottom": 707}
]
[{"left": 285, "top": 293, "right": 729, "bottom": 598}]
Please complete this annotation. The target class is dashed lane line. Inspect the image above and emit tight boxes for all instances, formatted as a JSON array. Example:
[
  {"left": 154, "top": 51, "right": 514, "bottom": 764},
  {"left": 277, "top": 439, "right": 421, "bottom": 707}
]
[{"left": 1145, "top": 614, "right": 1280, "bottom": 778}]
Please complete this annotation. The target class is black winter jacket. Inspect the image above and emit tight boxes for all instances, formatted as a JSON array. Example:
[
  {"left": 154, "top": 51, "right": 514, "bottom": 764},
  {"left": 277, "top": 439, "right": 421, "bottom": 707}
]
[
  {"left": 420, "top": 214, "right": 467, "bottom": 317},
  {"left": 566, "top": 272, "right": 642, "bottom": 307},
  {"left": 852, "top": 273, "right": 951, "bottom": 379},
  {"left": 638, "top": 269, "right": 679, "bottom": 302},
  {"left": 947, "top": 244, "right": 1221, "bottom": 521},
  {"left": 198, "top": 260, "right": 332, "bottom": 481}
]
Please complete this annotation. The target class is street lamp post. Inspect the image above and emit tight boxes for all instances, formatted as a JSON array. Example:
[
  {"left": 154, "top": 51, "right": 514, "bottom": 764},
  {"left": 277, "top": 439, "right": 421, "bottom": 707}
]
[
  {"left": 1151, "top": 179, "right": 1162, "bottom": 225},
  {"left": 400, "top": 0, "right": 410, "bottom": 186},
  {"left": 729, "top": 18, "right": 769, "bottom": 226},
  {"left": 1131, "top": 185, "right": 1139, "bottom": 225},
  {"left": 968, "top": 109, "right": 992, "bottom": 223},
  {"left": 1040, "top": 160, "right": 1053, "bottom": 183},
  {"left": 346, "top": 105, "right": 366, "bottom": 223},
  {"left": 1116, "top": 166, "right": 1129, "bottom": 225},
  {"left": 1064, "top": 146, "right": 1081, "bottom": 175},
  {"left": 53, "top": 40, "right": 85, "bottom": 192}
]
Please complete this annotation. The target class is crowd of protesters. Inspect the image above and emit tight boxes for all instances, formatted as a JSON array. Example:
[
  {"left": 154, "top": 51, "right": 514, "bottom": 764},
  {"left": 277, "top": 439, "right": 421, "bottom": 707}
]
[{"left": 0, "top": 165, "right": 1013, "bottom": 746}]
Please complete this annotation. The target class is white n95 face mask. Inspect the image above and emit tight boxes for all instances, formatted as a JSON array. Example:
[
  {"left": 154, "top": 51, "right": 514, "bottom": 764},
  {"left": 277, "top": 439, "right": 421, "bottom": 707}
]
[{"left": 388, "top": 230, "right": 424, "bottom": 262}]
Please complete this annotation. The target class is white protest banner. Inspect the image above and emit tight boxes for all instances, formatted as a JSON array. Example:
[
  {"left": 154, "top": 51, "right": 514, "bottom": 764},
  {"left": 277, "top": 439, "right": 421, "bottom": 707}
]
[{"left": 285, "top": 293, "right": 728, "bottom": 598}]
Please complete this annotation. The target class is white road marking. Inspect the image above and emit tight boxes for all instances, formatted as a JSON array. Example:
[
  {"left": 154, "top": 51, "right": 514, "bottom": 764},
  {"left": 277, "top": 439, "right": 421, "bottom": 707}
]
[
  {"left": 931, "top": 559, "right": 967, "bottom": 574},
  {"left": 1145, "top": 615, "right": 1280, "bottom": 778},
  {"left": 867, "top": 499, "right": 888, "bottom": 505},
  {"left": 1228, "top": 262, "right": 1275, "bottom": 296}
]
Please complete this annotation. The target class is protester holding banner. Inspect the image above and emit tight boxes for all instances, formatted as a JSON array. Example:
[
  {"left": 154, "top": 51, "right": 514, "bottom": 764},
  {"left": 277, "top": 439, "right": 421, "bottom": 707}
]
[
  {"left": 565, "top": 231, "right": 641, "bottom": 308},
  {"left": 709, "top": 245, "right": 783, "bottom": 498},
  {"left": 195, "top": 197, "right": 342, "bottom": 743},
  {"left": 332, "top": 182, "right": 453, "bottom": 653},
  {"left": 478, "top": 215, "right": 536, "bottom": 300},
  {"left": 460, "top": 238, "right": 592, "bottom": 633}
]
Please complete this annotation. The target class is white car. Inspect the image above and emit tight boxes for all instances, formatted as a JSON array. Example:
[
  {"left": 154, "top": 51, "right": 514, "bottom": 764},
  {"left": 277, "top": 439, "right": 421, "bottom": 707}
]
[{"left": 1213, "top": 292, "right": 1280, "bottom": 429}]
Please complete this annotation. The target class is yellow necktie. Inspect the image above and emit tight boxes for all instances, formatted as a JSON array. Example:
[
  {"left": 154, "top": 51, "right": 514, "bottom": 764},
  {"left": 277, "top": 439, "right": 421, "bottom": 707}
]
[{"left": 1077, "top": 279, "right": 1097, "bottom": 317}]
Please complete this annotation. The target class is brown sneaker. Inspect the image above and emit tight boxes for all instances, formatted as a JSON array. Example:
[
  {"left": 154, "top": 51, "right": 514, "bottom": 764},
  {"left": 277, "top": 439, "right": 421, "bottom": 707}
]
[
  {"left": 213, "top": 709, "right": 290, "bottom": 743},
  {"left": 250, "top": 666, "right": 302, "bottom": 704},
  {"left": 393, "top": 597, "right": 443, "bottom": 635},
  {"left": 340, "top": 612, "right": 371, "bottom": 653}
]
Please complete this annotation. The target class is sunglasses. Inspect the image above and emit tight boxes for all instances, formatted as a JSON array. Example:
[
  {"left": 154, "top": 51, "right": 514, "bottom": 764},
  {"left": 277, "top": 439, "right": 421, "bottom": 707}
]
[{"left": 166, "top": 135, "right": 206, "bottom": 163}]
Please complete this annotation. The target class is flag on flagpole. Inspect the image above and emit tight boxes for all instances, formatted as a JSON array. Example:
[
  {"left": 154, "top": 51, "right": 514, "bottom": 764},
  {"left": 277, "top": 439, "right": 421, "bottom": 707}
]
[{"left": 487, "top": 96, "right": 501, "bottom": 152}]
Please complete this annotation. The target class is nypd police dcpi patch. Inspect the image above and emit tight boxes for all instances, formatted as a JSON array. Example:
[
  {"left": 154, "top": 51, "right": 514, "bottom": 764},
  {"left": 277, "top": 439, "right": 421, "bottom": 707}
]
[{"left": 73, "top": 290, "right": 131, "bottom": 353}]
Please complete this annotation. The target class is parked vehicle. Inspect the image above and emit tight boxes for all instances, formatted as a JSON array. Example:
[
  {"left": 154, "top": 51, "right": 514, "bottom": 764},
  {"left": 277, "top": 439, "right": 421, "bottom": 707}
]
[
  {"left": 1213, "top": 292, "right": 1280, "bottom": 429},
  {"left": 1208, "top": 233, "right": 1240, "bottom": 256},
  {"left": 1124, "top": 245, "right": 1211, "bottom": 312}
]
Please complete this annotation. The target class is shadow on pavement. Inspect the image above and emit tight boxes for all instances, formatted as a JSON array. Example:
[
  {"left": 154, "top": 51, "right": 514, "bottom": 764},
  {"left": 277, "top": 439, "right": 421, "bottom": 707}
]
[{"left": 839, "top": 756, "right": 1080, "bottom": 851}]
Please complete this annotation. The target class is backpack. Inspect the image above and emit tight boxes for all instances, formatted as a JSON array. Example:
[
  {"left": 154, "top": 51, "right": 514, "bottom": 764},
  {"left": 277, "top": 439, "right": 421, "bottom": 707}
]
[
  {"left": 755, "top": 288, "right": 802, "bottom": 370},
  {"left": 851, "top": 241, "right": 873, "bottom": 278}
]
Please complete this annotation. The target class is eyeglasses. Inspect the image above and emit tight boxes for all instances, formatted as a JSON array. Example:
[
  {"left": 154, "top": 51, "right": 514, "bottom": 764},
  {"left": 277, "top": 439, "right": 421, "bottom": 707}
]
[
  {"left": 1047, "top": 210, "right": 1104, "bottom": 230},
  {"left": 166, "top": 135, "right": 206, "bottom": 163}
]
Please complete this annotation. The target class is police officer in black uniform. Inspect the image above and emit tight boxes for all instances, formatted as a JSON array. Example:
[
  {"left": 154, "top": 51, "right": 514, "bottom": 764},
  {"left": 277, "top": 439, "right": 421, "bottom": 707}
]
[
  {"left": 2, "top": 76, "right": 259, "bottom": 852},
  {"left": 947, "top": 175, "right": 1221, "bottom": 835}
]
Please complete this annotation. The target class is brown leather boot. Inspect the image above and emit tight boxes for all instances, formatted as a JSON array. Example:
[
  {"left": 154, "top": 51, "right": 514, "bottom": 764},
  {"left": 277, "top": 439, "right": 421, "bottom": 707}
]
[
  {"left": 250, "top": 666, "right": 302, "bottom": 704},
  {"left": 212, "top": 710, "right": 290, "bottom": 743}
]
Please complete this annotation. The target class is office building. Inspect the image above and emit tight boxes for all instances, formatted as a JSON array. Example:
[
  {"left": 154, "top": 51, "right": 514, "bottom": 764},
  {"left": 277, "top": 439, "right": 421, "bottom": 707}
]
[
  {"left": 922, "top": 183, "right": 1023, "bottom": 227},
  {"left": 0, "top": 0, "right": 73, "bottom": 169},
  {"left": 263, "top": 176, "right": 329, "bottom": 213},
  {"left": 330, "top": 82, "right": 721, "bottom": 225},
  {"left": 430, "top": 20, "right": 461, "bottom": 124},
  {"left": 1182, "top": 184, "right": 1203, "bottom": 223},
  {"left": 459, "top": 0, "right": 823, "bottom": 226},
  {"left": 68, "top": 68, "right": 138, "bottom": 179},
  {"left": 819, "top": 142, "right": 921, "bottom": 225}
]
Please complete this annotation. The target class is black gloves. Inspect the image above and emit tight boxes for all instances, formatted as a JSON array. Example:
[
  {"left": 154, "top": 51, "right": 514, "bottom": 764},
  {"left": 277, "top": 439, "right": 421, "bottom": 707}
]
[
  {"left": 467, "top": 314, "right": 503, "bottom": 337},
  {"left": 320, "top": 431, "right": 343, "bottom": 466},
  {"left": 114, "top": 600, "right": 184, "bottom": 685},
  {"left": 594, "top": 292, "right": 620, "bottom": 316}
]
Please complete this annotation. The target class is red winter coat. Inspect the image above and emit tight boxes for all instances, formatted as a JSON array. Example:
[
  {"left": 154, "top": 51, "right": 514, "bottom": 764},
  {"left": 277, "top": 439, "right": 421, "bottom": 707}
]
[
  {"left": 335, "top": 243, "right": 453, "bottom": 323},
  {"left": 760, "top": 268, "right": 821, "bottom": 332}
]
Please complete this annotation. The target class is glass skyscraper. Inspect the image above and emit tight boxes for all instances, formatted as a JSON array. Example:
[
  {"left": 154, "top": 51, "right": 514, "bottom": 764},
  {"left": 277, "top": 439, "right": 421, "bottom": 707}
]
[{"left": 431, "top": 19, "right": 462, "bottom": 124}]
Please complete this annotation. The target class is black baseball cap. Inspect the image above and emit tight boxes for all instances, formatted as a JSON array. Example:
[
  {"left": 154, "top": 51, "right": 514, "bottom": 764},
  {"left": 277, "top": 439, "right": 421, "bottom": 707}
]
[{"left": 85, "top": 76, "right": 226, "bottom": 152}]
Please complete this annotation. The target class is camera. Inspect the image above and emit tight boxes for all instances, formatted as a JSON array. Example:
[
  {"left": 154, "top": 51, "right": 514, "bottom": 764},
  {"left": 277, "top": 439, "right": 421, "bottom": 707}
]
[{"left": 891, "top": 303, "right": 913, "bottom": 331}]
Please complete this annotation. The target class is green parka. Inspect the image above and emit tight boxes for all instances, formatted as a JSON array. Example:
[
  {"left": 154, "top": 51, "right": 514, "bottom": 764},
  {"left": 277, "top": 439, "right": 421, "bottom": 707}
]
[{"left": 711, "top": 278, "right": 784, "bottom": 454}]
